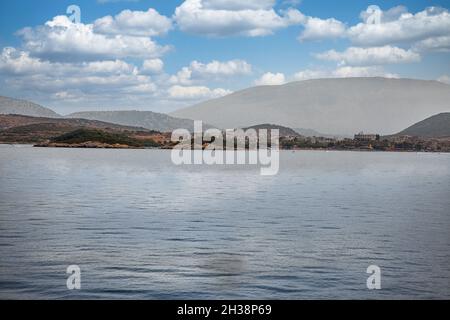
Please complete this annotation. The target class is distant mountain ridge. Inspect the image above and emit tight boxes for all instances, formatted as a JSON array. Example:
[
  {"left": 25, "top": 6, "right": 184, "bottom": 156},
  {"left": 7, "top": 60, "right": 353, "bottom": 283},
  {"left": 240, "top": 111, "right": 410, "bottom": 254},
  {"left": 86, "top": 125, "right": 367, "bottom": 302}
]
[
  {"left": 244, "top": 124, "right": 301, "bottom": 137},
  {"left": 171, "top": 78, "right": 450, "bottom": 135},
  {"left": 0, "top": 114, "right": 156, "bottom": 144},
  {"left": 0, "top": 114, "right": 150, "bottom": 132},
  {"left": 0, "top": 96, "right": 61, "bottom": 118},
  {"left": 293, "top": 128, "right": 350, "bottom": 139},
  {"left": 0, "top": 95, "right": 210, "bottom": 133},
  {"left": 394, "top": 113, "right": 450, "bottom": 138},
  {"left": 68, "top": 110, "right": 207, "bottom": 132},
  {"left": 2, "top": 77, "right": 450, "bottom": 138}
]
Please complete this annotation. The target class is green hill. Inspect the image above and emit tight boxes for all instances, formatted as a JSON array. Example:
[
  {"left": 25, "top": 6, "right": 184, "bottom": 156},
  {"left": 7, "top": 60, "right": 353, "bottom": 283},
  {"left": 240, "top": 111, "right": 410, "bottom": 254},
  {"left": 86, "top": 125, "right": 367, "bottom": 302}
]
[{"left": 51, "top": 129, "right": 160, "bottom": 148}]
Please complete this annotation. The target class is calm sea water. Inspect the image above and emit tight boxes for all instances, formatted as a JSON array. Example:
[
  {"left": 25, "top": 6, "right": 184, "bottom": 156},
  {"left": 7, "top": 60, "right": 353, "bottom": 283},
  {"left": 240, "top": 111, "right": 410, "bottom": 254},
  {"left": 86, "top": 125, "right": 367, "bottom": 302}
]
[{"left": 0, "top": 145, "right": 449, "bottom": 299}]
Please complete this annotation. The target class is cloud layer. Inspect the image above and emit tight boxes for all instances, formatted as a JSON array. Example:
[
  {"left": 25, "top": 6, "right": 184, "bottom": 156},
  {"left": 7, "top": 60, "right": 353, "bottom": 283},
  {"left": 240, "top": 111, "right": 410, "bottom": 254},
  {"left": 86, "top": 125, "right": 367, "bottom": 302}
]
[
  {"left": 315, "top": 46, "right": 421, "bottom": 66},
  {"left": 93, "top": 8, "right": 172, "bottom": 37},
  {"left": 297, "top": 5, "right": 450, "bottom": 51},
  {"left": 254, "top": 72, "right": 286, "bottom": 86},
  {"left": 170, "top": 59, "right": 252, "bottom": 85},
  {"left": 348, "top": 7, "right": 450, "bottom": 48},
  {"left": 18, "top": 15, "right": 169, "bottom": 62},
  {"left": 0, "top": 2, "right": 449, "bottom": 113},
  {"left": 173, "top": 0, "right": 304, "bottom": 37}
]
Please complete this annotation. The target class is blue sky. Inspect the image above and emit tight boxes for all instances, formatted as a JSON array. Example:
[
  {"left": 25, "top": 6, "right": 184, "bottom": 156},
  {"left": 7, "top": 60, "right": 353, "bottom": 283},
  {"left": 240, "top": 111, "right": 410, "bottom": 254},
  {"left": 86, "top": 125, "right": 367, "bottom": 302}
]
[{"left": 0, "top": 0, "right": 449, "bottom": 114}]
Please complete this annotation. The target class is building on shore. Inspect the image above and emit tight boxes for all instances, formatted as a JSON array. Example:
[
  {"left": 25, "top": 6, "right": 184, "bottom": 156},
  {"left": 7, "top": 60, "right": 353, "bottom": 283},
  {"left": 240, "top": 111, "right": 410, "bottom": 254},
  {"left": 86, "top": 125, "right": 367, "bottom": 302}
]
[{"left": 354, "top": 132, "right": 380, "bottom": 142}]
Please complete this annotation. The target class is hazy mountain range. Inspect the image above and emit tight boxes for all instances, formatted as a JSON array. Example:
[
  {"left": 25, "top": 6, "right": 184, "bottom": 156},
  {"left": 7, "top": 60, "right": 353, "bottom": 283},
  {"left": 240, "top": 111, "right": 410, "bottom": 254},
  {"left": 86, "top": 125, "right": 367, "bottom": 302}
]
[
  {"left": 293, "top": 128, "right": 349, "bottom": 139},
  {"left": 1, "top": 78, "right": 450, "bottom": 137},
  {"left": 0, "top": 97, "right": 201, "bottom": 132},
  {"left": 67, "top": 111, "right": 207, "bottom": 132},
  {"left": 0, "top": 96, "right": 60, "bottom": 118},
  {"left": 171, "top": 78, "right": 450, "bottom": 135},
  {"left": 0, "top": 114, "right": 149, "bottom": 132}
]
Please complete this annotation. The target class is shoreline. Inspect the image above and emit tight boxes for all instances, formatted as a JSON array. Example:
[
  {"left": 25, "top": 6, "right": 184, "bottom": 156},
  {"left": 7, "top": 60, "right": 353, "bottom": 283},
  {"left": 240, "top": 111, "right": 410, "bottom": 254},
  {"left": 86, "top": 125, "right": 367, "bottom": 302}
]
[{"left": 1, "top": 143, "right": 449, "bottom": 154}]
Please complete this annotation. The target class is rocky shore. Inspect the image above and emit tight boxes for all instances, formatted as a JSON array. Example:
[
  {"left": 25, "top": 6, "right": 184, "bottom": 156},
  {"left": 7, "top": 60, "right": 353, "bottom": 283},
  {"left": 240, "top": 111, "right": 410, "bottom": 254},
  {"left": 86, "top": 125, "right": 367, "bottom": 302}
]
[{"left": 34, "top": 141, "right": 144, "bottom": 149}]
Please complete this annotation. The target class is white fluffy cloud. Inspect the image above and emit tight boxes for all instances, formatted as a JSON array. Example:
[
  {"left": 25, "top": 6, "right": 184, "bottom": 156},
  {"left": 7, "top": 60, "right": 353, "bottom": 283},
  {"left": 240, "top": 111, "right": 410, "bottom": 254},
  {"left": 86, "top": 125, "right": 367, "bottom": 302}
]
[
  {"left": 1, "top": 47, "right": 140, "bottom": 77},
  {"left": 315, "top": 46, "right": 421, "bottom": 66},
  {"left": 0, "top": 47, "right": 156, "bottom": 97},
  {"left": 142, "top": 59, "right": 164, "bottom": 74},
  {"left": 0, "top": 45, "right": 233, "bottom": 110},
  {"left": 293, "top": 66, "right": 398, "bottom": 81},
  {"left": 3, "top": 3, "right": 448, "bottom": 111},
  {"left": 86, "top": 60, "right": 138, "bottom": 75},
  {"left": 0, "top": 47, "right": 53, "bottom": 75},
  {"left": 18, "top": 15, "right": 169, "bottom": 62},
  {"left": 93, "top": 8, "right": 172, "bottom": 37},
  {"left": 173, "top": 0, "right": 304, "bottom": 37},
  {"left": 359, "top": 5, "right": 408, "bottom": 24},
  {"left": 298, "top": 6, "right": 450, "bottom": 52},
  {"left": 348, "top": 7, "right": 450, "bottom": 47},
  {"left": 299, "top": 17, "right": 346, "bottom": 41},
  {"left": 332, "top": 66, "right": 398, "bottom": 78},
  {"left": 413, "top": 36, "right": 450, "bottom": 52},
  {"left": 170, "top": 59, "right": 252, "bottom": 84},
  {"left": 168, "top": 85, "right": 231, "bottom": 99},
  {"left": 254, "top": 72, "right": 286, "bottom": 86},
  {"left": 191, "top": 59, "right": 252, "bottom": 76},
  {"left": 297, "top": 5, "right": 450, "bottom": 72}
]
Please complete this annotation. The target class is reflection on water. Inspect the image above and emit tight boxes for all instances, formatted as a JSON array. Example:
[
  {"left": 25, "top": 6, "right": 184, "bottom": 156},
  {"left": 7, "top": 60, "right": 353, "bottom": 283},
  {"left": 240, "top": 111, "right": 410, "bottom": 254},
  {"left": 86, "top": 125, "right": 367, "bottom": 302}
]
[{"left": 0, "top": 145, "right": 449, "bottom": 299}]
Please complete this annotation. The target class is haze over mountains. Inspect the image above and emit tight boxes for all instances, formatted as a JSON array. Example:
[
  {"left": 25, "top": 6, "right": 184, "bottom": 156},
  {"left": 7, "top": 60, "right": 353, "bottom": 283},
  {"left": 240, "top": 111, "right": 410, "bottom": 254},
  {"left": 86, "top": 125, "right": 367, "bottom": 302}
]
[
  {"left": 0, "top": 114, "right": 148, "bottom": 132},
  {"left": 1, "top": 78, "right": 450, "bottom": 136},
  {"left": 67, "top": 111, "right": 203, "bottom": 132},
  {"left": 0, "top": 96, "right": 60, "bottom": 118},
  {"left": 0, "top": 97, "right": 202, "bottom": 132},
  {"left": 171, "top": 78, "right": 450, "bottom": 135}
]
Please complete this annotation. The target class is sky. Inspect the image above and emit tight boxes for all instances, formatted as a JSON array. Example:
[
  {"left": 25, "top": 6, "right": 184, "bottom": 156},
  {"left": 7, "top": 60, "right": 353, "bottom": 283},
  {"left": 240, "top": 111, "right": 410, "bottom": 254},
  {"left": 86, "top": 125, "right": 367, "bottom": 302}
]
[{"left": 0, "top": 0, "right": 449, "bottom": 115}]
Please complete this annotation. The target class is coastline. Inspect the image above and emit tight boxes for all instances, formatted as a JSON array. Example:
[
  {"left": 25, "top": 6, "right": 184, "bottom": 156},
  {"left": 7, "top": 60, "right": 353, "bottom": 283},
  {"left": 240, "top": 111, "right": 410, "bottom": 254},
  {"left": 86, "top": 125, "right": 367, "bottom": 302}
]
[{"left": 1, "top": 143, "right": 449, "bottom": 154}]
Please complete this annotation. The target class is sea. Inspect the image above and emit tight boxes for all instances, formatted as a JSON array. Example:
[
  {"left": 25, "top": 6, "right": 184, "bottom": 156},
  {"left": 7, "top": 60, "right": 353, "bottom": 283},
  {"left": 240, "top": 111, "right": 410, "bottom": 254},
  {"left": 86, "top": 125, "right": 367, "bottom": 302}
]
[{"left": 0, "top": 145, "right": 449, "bottom": 299}]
